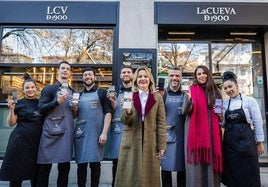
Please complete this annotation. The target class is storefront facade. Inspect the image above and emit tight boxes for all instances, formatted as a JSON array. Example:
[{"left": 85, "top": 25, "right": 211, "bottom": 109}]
[
  {"left": 0, "top": 0, "right": 268, "bottom": 163},
  {"left": 154, "top": 1, "right": 268, "bottom": 164}
]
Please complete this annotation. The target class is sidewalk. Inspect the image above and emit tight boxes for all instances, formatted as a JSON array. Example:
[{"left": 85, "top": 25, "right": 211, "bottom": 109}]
[
  {"left": 1, "top": 161, "right": 268, "bottom": 186},
  {"left": 260, "top": 167, "right": 268, "bottom": 187},
  {"left": 0, "top": 161, "right": 112, "bottom": 187}
]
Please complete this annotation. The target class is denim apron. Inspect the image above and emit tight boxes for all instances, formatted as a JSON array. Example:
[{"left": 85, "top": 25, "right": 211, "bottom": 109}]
[
  {"left": 37, "top": 88, "right": 74, "bottom": 163},
  {"left": 74, "top": 90, "right": 104, "bottom": 163},
  {"left": 161, "top": 92, "right": 185, "bottom": 171},
  {"left": 222, "top": 94, "right": 260, "bottom": 187},
  {"left": 109, "top": 92, "right": 125, "bottom": 159}
]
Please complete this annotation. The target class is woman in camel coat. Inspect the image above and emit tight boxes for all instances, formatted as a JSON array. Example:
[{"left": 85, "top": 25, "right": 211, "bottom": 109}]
[{"left": 114, "top": 66, "right": 166, "bottom": 187}]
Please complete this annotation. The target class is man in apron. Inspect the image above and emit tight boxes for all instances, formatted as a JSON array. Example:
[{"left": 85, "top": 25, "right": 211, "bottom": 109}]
[
  {"left": 107, "top": 65, "right": 133, "bottom": 187},
  {"left": 161, "top": 67, "right": 186, "bottom": 187},
  {"left": 36, "top": 61, "right": 75, "bottom": 187},
  {"left": 74, "top": 67, "right": 112, "bottom": 187}
]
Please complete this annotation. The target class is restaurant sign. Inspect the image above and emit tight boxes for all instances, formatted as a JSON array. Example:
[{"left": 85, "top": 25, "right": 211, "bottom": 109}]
[
  {"left": 155, "top": 2, "right": 268, "bottom": 25},
  {"left": 196, "top": 7, "right": 237, "bottom": 23}
]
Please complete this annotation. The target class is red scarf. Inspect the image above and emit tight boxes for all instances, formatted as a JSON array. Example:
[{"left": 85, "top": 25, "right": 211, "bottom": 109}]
[{"left": 187, "top": 84, "right": 223, "bottom": 173}]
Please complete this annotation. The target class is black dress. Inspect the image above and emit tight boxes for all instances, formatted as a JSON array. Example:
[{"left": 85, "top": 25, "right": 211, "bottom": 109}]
[
  {"left": 0, "top": 98, "right": 43, "bottom": 181},
  {"left": 221, "top": 95, "right": 260, "bottom": 187}
]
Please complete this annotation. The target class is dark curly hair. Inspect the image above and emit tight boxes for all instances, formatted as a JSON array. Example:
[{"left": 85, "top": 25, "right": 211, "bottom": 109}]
[
  {"left": 22, "top": 73, "right": 36, "bottom": 88},
  {"left": 222, "top": 71, "right": 237, "bottom": 84}
]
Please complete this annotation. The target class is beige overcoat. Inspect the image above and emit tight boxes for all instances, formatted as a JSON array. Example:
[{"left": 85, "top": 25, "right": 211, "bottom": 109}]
[{"left": 114, "top": 91, "right": 166, "bottom": 187}]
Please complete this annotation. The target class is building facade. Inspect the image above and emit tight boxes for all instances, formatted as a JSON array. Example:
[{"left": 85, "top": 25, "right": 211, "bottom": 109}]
[{"left": 0, "top": 0, "right": 268, "bottom": 163}]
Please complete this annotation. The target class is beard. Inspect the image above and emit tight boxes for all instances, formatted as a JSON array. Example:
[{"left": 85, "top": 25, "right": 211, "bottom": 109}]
[
  {"left": 170, "top": 81, "right": 179, "bottom": 87},
  {"left": 122, "top": 78, "right": 132, "bottom": 84},
  {"left": 83, "top": 79, "right": 95, "bottom": 87}
]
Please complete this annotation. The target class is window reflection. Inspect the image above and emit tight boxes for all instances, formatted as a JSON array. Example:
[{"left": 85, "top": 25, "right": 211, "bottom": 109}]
[
  {"left": 158, "top": 42, "right": 262, "bottom": 97},
  {"left": 212, "top": 43, "right": 262, "bottom": 97},
  {"left": 158, "top": 43, "right": 209, "bottom": 74},
  {"left": 1, "top": 28, "right": 113, "bottom": 64}
]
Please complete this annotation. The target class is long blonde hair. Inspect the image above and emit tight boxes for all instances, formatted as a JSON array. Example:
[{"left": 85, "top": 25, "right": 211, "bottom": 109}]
[{"left": 132, "top": 66, "right": 156, "bottom": 92}]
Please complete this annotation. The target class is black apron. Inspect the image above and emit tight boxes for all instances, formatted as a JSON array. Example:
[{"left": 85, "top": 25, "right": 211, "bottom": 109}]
[
  {"left": 0, "top": 98, "right": 43, "bottom": 181},
  {"left": 221, "top": 94, "right": 260, "bottom": 187}
]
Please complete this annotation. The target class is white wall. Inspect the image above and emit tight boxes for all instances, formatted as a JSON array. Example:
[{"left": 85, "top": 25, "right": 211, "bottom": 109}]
[
  {"left": 119, "top": 0, "right": 157, "bottom": 49},
  {"left": 265, "top": 32, "right": 268, "bottom": 93}
]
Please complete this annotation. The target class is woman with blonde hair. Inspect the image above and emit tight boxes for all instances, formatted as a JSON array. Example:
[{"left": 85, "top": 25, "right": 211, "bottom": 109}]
[{"left": 115, "top": 66, "right": 166, "bottom": 187}]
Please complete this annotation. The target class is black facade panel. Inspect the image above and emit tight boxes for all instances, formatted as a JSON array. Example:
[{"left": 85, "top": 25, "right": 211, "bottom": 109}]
[
  {"left": 0, "top": 1, "right": 118, "bottom": 24},
  {"left": 155, "top": 2, "right": 268, "bottom": 25}
]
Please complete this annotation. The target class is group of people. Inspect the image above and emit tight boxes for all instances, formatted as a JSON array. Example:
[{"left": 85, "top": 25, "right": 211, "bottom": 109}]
[
  {"left": 0, "top": 61, "right": 113, "bottom": 187},
  {"left": 0, "top": 61, "right": 265, "bottom": 187}
]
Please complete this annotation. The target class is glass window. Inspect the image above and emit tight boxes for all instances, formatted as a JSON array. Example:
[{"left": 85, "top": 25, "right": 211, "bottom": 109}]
[
  {"left": 158, "top": 42, "right": 209, "bottom": 74},
  {"left": 212, "top": 43, "right": 262, "bottom": 96},
  {"left": 1, "top": 27, "right": 113, "bottom": 64},
  {"left": 158, "top": 42, "right": 209, "bottom": 83},
  {"left": 0, "top": 27, "right": 114, "bottom": 101}
]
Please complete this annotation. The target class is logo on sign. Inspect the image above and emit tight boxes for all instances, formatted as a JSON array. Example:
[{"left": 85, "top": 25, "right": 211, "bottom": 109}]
[
  {"left": 46, "top": 6, "right": 68, "bottom": 21},
  {"left": 197, "top": 7, "right": 236, "bottom": 23}
]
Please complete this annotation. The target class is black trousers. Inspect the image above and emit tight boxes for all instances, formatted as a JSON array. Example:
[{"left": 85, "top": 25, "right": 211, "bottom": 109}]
[
  {"left": 9, "top": 181, "right": 22, "bottom": 187},
  {"left": 77, "top": 162, "right": 101, "bottom": 187},
  {"left": 161, "top": 170, "right": 186, "bottom": 187},
  {"left": 112, "top": 159, "right": 118, "bottom": 187},
  {"left": 9, "top": 179, "right": 37, "bottom": 187},
  {"left": 36, "top": 162, "right": 70, "bottom": 187}
]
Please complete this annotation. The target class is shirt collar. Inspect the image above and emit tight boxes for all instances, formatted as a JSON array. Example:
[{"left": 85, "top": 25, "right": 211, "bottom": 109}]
[
  {"left": 167, "top": 86, "right": 181, "bottom": 93},
  {"left": 138, "top": 89, "right": 149, "bottom": 96},
  {"left": 119, "top": 84, "right": 132, "bottom": 93},
  {"left": 83, "top": 84, "right": 98, "bottom": 93}
]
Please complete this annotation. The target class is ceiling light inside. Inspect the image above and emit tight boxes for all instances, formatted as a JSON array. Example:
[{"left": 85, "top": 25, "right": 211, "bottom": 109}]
[
  {"left": 230, "top": 32, "right": 257, "bottom": 36},
  {"left": 167, "top": 38, "right": 191, "bottom": 41},
  {"left": 168, "top": 32, "right": 195, "bottom": 35}
]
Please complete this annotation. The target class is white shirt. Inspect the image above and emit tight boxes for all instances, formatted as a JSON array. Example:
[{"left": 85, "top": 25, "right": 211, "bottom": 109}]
[
  {"left": 139, "top": 89, "right": 149, "bottom": 121},
  {"left": 222, "top": 94, "right": 264, "bottom": 142}
]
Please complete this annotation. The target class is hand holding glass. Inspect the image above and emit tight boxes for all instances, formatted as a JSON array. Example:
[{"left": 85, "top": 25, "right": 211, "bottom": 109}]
[
  {"left": 122, "top": 92, "right": 133, "bottom": 109},
  {"left": 214, "top": 99, "right": 222, "bottom": 114}
]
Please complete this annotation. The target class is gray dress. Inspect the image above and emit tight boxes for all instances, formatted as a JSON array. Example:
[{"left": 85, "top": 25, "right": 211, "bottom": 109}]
[{"left": 183, "top": 96, "right": 220, "bottom": 187}]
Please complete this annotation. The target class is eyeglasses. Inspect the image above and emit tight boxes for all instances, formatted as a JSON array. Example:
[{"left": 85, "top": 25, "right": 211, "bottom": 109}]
[{"left": 155, "top": 153, "right": 166, "bottom": 160}]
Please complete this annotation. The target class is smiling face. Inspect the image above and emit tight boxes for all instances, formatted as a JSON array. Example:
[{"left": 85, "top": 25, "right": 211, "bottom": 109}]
[
  {"left": 120, "top": 67, "right": 133, "bottom": 85},
  {"left": 168, "top": 69, "right": 182, "bottom": 90},
  {"left": 136, "top": 70, "right": 150, "bottom": 92},
  {"left": 83, "top": 70, "right": 96, "bottom": 88},
  {"left": 195, "top": 67, "right": 208, "bottom": 85},
  {"left": 23, "top": 81, "right": 37, "bottom": 99},
  {"left": 223, "top": 79, "right": 239, "bottom": 98}
]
